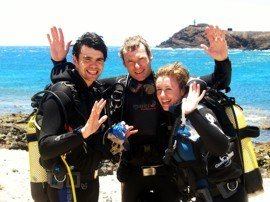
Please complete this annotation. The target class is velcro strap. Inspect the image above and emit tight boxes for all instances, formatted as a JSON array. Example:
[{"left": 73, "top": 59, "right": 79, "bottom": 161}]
[
  {"left": 238, "top": 126, "right": 260, "bottom": 139},
  {"left": 26, "top": 133, "right": 38, "bottom": 142}
]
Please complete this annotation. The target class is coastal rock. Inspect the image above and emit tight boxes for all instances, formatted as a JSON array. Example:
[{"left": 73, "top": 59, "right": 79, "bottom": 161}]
[
  {"left": 255, "top": 142, "right": 270, "bottom": 177},
  {"left": 158, "top": 24, "right": 270, "bottom": 50},
  {"left": 0, "top": 114, "right": 28, "bottom": 150}
]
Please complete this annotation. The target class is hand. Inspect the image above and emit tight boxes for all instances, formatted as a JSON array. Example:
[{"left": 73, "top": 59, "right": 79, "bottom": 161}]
[
  {"left": 81, "top": 99, "right": 108, "bottom": 139},
  {"left": 47, "top": 26, "right": 72, "bottom": 62},
  {"left": 124, "top": 124, "right": 138, "bottom": 138},
  {"left": 182, "top": 82, "right": 206, "bottom": 115},
  {"left": 201, "top": 25, "right": 228, "bottom": 61}
]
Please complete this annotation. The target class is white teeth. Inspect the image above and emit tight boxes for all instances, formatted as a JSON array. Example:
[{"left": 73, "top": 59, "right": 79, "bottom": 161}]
[
  {"left": 87, "top": 70, "right": 98, "bottom": 75},
  {"left": 135, "top": 70, "right": 144, "bottom": 74}
]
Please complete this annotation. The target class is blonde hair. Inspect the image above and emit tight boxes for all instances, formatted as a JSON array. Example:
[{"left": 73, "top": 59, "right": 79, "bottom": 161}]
[
  {"left": 119, "top": 35, "right": 152, "bottom": 60},
  {"left": 156, "top": 62, "right": 189, "bottom": 89}
]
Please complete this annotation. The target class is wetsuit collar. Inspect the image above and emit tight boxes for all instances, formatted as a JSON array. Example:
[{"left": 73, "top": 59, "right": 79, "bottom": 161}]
[{"left": 68, "top": 69, "right": 99, "bottom": 92}]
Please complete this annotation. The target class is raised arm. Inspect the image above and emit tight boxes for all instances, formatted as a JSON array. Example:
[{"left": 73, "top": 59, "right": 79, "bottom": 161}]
[
  {"left": 182, "top": 83, "right": 230, "bottom": 156},
  {"left": 47, "top": 26, "right": 71, "bottom": 65},
  {"left": 199, "top": 25, "right": 231, "bottom": 90},
  {"left": 39, "top": 92, "right": 107, "bottom": 160}
]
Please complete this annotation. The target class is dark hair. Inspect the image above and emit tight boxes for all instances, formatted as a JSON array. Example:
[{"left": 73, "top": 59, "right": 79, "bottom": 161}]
[{"left": 72, "top": 32, "right": 107, "bottom": 60}]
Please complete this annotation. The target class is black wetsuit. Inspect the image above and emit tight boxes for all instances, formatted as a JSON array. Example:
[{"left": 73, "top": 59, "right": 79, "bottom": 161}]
[
  {"left": 168, "top": 103, "right": 247, "bottom": 202},
  {"left": 113, "top": 59, "right": 232, "bottom": 202},
  {"left": 38, "top": 66, "right": 111, "bottom": 202},
  {"left": 50, "top": 58, "right": 235, "bottom": 202}
]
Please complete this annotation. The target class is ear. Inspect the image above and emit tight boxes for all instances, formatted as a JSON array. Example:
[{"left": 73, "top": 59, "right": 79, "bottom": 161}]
[
  {"left": 180, "top": 86, "right": 186, "bottom": 97},
  {"left": 73, "top": 55, "right": 79, "bottom": 67},
  {"left": 122, "top": 57, "right": 128, "bottom": 68}
]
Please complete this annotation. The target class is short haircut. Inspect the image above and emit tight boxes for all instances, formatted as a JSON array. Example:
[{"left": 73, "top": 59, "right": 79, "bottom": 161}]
[
  {"left": 156, "top": 62, "right": 190, "bottom": 89},
  {"left": 119, "top": 35, "right": 152, "bottom": 61},
  {"left": 72, "top": 32, "right": 107, "bottom": 60}
]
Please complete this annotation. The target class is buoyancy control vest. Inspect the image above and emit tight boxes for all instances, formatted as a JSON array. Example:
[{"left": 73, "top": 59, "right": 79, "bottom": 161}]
[
  {"left": 26, "top": 81, "right": 80, "bottom": 202},
  {"left": 200, "top": 88, "right": 263, "bottom": 195},
  {"left": 26, "top": 81, "right": 74, "bottom": 201},
  {"left": 165, "top": 78, "right": 263, "bottom": 200}
]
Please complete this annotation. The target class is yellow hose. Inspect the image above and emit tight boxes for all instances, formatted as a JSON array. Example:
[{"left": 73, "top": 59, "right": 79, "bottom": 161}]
[{"left": 61, "top": 155, "right": 77, "bottom": 202}]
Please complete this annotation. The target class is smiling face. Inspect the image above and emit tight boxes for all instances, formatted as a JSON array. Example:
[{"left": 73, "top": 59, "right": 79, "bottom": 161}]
[
  {"left": 122, "top": 43, "right": 152, "bottom": 81},
  {"left": 155, "top": 62, "right": 189, "bottom": 111},
  {"left": 156, "top": 75, "right": 185, "bottom": 111},
  {"left": 73, "top": 45, "right": 104, "bottom": 86}
]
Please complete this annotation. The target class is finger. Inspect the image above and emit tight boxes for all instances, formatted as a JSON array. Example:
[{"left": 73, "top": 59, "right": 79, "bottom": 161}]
[
  {"left": 93, "top": 100, "right": 106, "bottom": 121},
  {"left": 96, "top": 99, "right": 106, "bottom": 114},
  {"left": 90, "top": 101, "right": 98, "bottom": 115},
  {"left": 222, "top": 30, "right": 226, "bottom": 39},
  {"left": 208, "top": 25, "right": 214, "bottom": 29},
  {"left": 126, "top": 129, "right": 138, "bottom": 138},
  {"left": 51, "top": 27, "right": 56, "bottom": 40},
  {"left": 47, "top": 34, "right": 52, "bottom": 45},
  {"left": 196, "top": 83, "right": 201, "bottom": 95},
  {"left": 205, "top": 28, "right": 212, "bottom": 40},
  {"left": 126, "top": 125, "right": 134, "bottom": 131},
  {"left": 66, "top": 40, "right": 72, "bottom": 52},
  {"left": 206, "top": 25, "right": 214, "bottom": 36},
  {"left": 95, "top": 98, "right": 104, "bottom": 109},
  {"left": 192, "top": 82, "right": 197, "bottom": 92},
  {"left": 217, "top": 28, "right": 224, "bottom": 41},
  {"left": 87, "top": 101, "right": 98, "bottom": 123},
  {"left": 98, "top": 115, "right": 108, "bottom": 125},
  {"left": 51, "top": 26, "right": 59, "bottom": 42},
  {"left": 200, "top": 44, "right": 208, "bottom": 51},
  {"left": 205, "top": 26, "right": 211, "bottom": 38},
  {"left": 200, "top": 44, "right": 209, "bottom": 54},
  {"left": 181, "top": 98, "right": 187, "bottom": 112},
  {"left": 189, "top": 82, "right": 193, "bottom": 94},
  {"left": 198, "top": 90, "right": 206, "bottom": 101},
  {"left": 58, "top": 28, "right": 64, "bottom": 45}
]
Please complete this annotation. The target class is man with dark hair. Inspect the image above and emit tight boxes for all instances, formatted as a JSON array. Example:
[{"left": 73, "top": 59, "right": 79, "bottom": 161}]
[
  {"left": 71, "top": 32, "right": 108, "bottom": 60},
  {"left": 38, "top": 27, "right": 119, "bottom": 202},
  {"left": 49, "top": 25, "right": 232, "bottom": 201}
]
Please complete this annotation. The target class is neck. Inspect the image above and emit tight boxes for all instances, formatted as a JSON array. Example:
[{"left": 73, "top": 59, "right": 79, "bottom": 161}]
[{"left": 85, "top": 80, "right": 94, "bottom": 87}]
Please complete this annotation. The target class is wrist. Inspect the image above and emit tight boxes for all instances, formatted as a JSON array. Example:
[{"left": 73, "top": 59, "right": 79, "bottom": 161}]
[
  {"left": 186, "top": 108, "right": 199, "bottom": 117},
  {"left": 80, "top": 127, "right": 95, "bottom": 139},
  {"left": 80, "top": 127, "right": 87, "bottom": 139},
  {"left": 73, "top": 126, "right": 86, "bottom": 139},
  {"left": 214, "top": 57, "right": 229, "bottom": 63},
  {"left": 51, "top": 58, "right": 67, "bottom": 66}
]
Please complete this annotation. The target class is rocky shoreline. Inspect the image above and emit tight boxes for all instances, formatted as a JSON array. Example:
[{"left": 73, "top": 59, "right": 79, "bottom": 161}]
[
  {"left": 0, "top": 113, "right": 269, "bottom": 177},
  {"left": 158, "top": 23, "right": 270, "bottom": 50}
]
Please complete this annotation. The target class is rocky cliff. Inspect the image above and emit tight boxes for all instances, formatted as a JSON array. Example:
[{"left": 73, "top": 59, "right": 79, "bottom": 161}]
[{"left": 158, "top": 24, "right": 270, "bottom": 50}]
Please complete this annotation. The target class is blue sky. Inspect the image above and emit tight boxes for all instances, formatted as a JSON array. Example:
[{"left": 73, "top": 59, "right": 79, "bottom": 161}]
[{"left": 0, "top": 0, "right": 269, "bottom": 46}]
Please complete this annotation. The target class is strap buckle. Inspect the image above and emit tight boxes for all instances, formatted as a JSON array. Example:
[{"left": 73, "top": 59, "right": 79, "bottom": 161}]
[
  {"left": 142, "top": 166, "right": 157, "bottom": 176},
  {"left": 94, "top": 170, "right": 98, "bottom": 179},
  {"left": 216, "top": 179, "right": 239, "bottom": 198}
]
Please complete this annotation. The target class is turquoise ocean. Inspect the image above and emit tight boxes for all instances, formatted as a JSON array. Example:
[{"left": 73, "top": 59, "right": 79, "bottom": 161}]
[{"left": 0, "top": 47, "right": 269, "bottom": 142}]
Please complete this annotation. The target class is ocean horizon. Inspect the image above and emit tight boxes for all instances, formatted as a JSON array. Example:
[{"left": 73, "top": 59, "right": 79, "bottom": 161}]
[{"left": 0, "top": 46, "right": 269, "bottom": 142}]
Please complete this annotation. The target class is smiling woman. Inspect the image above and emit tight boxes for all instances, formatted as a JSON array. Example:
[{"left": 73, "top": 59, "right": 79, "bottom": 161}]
[{"left": 156, "top": 62, "right": 189, "bottom": 111}]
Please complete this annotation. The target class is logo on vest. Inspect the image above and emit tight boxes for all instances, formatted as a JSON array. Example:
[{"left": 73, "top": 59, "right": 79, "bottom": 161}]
[
  {"left": 215, "top": 151, "right": 234, "bottom": 168},
  {"left": 133, "top": 101, "right": 156, "bottom": 111}
]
